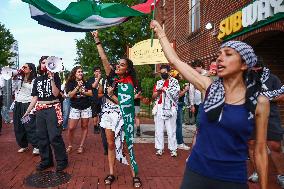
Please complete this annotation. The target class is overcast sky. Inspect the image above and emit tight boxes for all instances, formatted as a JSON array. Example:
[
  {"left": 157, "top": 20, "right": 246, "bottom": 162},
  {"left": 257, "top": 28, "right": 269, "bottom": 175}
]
[{"left": 0, "top": 0, "right": 85, "bottom": 70}]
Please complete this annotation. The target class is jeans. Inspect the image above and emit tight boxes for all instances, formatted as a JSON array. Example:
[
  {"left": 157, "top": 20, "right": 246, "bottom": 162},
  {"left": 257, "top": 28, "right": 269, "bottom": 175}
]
[
  {"left": 1, "top": 106, "right": 11, "bottom": 123},
  {"left": 62, "top": 98, "right": 70, "bottom": 129},
  {"left": 176, "top": 102, "right": 184, "bottom": 145}
]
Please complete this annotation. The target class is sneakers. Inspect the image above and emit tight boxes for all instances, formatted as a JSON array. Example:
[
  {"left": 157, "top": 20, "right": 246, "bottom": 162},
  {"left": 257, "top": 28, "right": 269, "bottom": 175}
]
[
  {"left": 277, "top": 175, "right": 284, "bottom": 188},
  {"left": 156, "top": 149, "right": 163, "bottom": 156},
  {"left": 170, "top": 150, "right": 178, "bottom": 157},
  {"left": 248, "top": 172, "right": 258, "bottom": 183},
  {"left": 18, "top": 147, "right": 29, "bottom": 153},
  {"left": 32, "top": 148, "right": 40, "bottom": 155},
  {"left": 177, "top": 143, "right": 190, "bottom": 150}
]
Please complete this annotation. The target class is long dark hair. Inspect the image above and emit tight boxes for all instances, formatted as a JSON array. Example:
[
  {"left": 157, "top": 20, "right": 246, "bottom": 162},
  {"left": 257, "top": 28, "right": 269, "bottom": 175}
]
[
  {"left": 37, "top": 56, "right": 49, "bottom": 75},
  {"left": 66, "top": 66, "right": 84, "bottom": 86},
  {"left": 121, "top": 57, "right": 137, "bottom": 88},
  {"left": 25, "top": 63, "right": 37, "bottom": 83},
  {"left": 244, "top": 60, "right": 263, "bottom": 115}
]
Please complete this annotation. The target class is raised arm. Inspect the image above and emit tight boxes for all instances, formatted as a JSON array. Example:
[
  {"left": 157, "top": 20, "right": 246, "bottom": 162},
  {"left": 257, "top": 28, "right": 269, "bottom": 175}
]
[
  {"left": 91, "top": 31, "right": 111, "bottom": 76},
  {"left": 150, "top": 20, "right": 212, "bottom": 95}
]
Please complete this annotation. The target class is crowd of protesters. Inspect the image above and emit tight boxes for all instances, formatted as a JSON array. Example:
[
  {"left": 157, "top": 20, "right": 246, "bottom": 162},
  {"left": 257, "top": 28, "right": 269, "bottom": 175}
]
[{"left": 0, "top": 21, "right": 284, "bottom": 189}]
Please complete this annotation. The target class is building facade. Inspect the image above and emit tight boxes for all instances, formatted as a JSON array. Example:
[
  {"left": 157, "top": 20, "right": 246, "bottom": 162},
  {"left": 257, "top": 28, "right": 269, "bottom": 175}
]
[
  {"left": 8, "top": 40, "right": 19, "bottom": 69},
  {"left": 156, "top": 0, "right": 284, "bottom": 123}
]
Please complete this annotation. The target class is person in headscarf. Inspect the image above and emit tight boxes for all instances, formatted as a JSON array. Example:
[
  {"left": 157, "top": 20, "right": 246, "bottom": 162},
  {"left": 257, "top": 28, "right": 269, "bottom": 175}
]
[{"left": 151, "top": 20, "right": 269, "bottom": 189}]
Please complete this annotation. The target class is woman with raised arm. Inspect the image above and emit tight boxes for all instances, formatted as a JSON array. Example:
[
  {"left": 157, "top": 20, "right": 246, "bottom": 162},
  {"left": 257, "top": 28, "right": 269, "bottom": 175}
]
[
  {"left": 150, "top": 20, "right": 269, "bottom": 189},
  {"left": 91, "top": 31, "right": 142, "bottom": 188},
  {"left": 65, "top": 66, "right": 92, "bottom": 154}
]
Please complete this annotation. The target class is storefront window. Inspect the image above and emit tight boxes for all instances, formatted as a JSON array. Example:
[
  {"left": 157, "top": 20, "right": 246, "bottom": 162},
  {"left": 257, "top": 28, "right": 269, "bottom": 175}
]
[{"left": 189, "top": 0, "right": 200, "bottom": 33}]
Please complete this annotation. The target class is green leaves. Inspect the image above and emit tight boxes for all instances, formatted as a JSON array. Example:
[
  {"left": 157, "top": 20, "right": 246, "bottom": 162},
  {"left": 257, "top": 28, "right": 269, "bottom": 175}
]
[
  {"left": 75, "top": 0, "right": 152, "bottom": 76},
  {"left": 0, "top": 22, "right": 16, "bottom": 67}
]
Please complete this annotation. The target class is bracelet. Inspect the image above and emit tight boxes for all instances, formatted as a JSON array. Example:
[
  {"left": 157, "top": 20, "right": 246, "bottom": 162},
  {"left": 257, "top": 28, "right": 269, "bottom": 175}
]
[
  {"left": 158, "top": 35, "right": 166, "bottom": 40},
  {"left": 96, "top": 41, "right": 101, "bottom": 45}
]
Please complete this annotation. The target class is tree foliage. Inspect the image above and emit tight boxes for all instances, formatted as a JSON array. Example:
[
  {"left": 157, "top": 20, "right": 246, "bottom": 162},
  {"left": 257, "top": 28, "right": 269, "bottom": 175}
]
[
  {"left": 0, "top": 22, "right": 15, "bottom": 67},
  {"left": 75, "top": 0, "right": 154, "bottom": 78}
]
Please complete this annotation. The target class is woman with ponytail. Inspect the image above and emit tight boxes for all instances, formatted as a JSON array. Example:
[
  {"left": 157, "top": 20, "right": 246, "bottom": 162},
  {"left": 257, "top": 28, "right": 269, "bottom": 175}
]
[{"left": 151, "top": 20, "right": 269, "bottom": 189}]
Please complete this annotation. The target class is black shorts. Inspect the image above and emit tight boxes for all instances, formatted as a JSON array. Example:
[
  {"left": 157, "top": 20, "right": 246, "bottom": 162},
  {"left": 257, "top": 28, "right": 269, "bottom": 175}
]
[{"left": 91, "top": 103, "right": 102, "bottom": 117}]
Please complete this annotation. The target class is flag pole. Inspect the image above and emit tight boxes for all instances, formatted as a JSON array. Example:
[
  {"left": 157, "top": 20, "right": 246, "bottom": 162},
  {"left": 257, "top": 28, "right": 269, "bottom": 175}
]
[{"left": 150, "top": 0, "right": 156, "bottom": 47}]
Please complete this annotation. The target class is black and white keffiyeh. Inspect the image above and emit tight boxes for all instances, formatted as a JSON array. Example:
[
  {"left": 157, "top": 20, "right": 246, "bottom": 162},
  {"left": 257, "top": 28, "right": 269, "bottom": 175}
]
[
  {"left": 262, "top": 85, "right": 284, "bottom": 100},
  {"left": 204, "top": 41, "right": 260, "bottom": 121}
]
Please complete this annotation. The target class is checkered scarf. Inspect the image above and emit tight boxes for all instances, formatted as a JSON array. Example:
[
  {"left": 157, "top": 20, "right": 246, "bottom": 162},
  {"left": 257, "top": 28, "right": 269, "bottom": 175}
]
[
  {"left": 204, "top": 41, "right": 261, "bottom": 121},
  {"left": 262, "top": 85, "right": 284, "bottom": 100}
]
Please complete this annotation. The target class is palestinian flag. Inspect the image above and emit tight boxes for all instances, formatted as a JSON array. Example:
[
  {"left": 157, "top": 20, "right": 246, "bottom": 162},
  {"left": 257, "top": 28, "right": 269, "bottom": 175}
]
[{"left": 22, "top": 0, "right": 160, "bottom": 32}]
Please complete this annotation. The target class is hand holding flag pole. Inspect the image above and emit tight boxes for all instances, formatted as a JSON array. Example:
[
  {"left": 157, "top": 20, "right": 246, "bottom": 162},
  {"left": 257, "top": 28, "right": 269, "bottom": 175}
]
[{"left": 150, "top": 0, "right": 156, "bottom": 47}]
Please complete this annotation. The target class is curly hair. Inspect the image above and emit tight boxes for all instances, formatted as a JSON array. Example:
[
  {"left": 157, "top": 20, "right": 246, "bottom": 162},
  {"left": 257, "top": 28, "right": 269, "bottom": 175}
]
[
  {"left": 121, "top": 57, "right": 137, "bottom": 88},
  {"left": 66, "top": 66, "right": 84, "bottom": 87}
]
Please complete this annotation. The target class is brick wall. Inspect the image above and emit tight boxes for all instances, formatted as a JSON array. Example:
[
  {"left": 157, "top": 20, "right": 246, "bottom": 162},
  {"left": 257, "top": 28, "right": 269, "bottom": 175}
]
[{"left": 156, "top": 0, "right": 284, "bottom": 125}]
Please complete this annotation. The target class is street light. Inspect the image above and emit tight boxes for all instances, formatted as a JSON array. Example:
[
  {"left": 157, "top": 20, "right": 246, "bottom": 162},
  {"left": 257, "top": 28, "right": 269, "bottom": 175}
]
[
  {"left": 205, "top": 22, "right": 218, "bottom": 36},
  {"left": 205, "top": 22, "right": 213, "bottom": 30}
]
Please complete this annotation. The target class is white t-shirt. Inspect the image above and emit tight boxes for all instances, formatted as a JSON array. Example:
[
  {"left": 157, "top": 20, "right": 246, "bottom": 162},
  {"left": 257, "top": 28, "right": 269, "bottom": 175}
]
[{"left": 14, "top": 80, "right": 34, "bottom": 103}]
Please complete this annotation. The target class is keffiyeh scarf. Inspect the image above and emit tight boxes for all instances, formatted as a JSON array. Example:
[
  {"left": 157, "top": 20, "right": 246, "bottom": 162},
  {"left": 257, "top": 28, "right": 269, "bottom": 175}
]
[{"left": 204, "top": 41, "right": 262, "bottom": 121}]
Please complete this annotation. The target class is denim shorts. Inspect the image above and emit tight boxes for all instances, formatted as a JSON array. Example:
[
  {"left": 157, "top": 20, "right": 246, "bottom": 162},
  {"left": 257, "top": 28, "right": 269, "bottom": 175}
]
[{"left": 69, "top": 107, "right": 92, "bottom": 119}]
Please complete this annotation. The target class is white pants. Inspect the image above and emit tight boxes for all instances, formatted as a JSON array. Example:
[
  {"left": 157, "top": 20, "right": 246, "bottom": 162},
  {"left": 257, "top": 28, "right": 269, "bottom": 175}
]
[{"left": 154, "top": 105, "right": 177, "bottom": 151}]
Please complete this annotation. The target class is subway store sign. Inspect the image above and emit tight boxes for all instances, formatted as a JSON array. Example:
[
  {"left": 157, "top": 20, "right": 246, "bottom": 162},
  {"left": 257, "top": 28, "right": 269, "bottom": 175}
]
[{"left": 218, "top": 0, "right": 284, "bottom": 41}]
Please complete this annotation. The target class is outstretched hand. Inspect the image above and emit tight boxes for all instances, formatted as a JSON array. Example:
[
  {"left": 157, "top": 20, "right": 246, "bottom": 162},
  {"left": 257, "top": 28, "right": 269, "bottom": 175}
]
[{"left": 91, "top": 30, "right": 98, "bottom": 39}]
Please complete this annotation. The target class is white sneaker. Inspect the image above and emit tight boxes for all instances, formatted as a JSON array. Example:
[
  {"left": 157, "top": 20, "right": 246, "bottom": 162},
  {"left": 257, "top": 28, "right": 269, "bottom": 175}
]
[
  {"left": 32, "top": 148, "right": 40, "bottom": 155},
  {"left": 170, "top": 150, "right": 177, "bottom": 157},
  {"left": 156, "top": 149, "right": 163, "bottom": 156},
  {"left": 248, "top": 172, "right": 258, "bottom": 183},
  {"left": 177, "top": 143, "right": 190, "bottom": 150},
  {"left": 18, "top": 147, "right": 29, "bottom": 153},
  {"left": 277, "top": 175, "right": 284, "bottom": 188}
]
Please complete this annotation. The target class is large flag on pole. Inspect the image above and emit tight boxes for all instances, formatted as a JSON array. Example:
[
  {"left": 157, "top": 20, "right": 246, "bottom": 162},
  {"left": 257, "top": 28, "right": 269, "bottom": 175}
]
[{"left": 22, "top": 0, "right": 160, "bottom": 32}]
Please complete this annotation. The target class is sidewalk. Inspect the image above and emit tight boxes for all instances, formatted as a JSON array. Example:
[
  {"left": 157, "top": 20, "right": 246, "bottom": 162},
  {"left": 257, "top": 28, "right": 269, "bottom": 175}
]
[{"left": 0, "top": 121, "right": 281, "bottom": 189}]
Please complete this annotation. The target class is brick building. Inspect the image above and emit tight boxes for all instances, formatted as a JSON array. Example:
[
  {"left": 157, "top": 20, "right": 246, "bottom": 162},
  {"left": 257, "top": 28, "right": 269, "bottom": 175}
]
[{"left": 156, "top": 0, "right": 284, "bottom": 124}]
